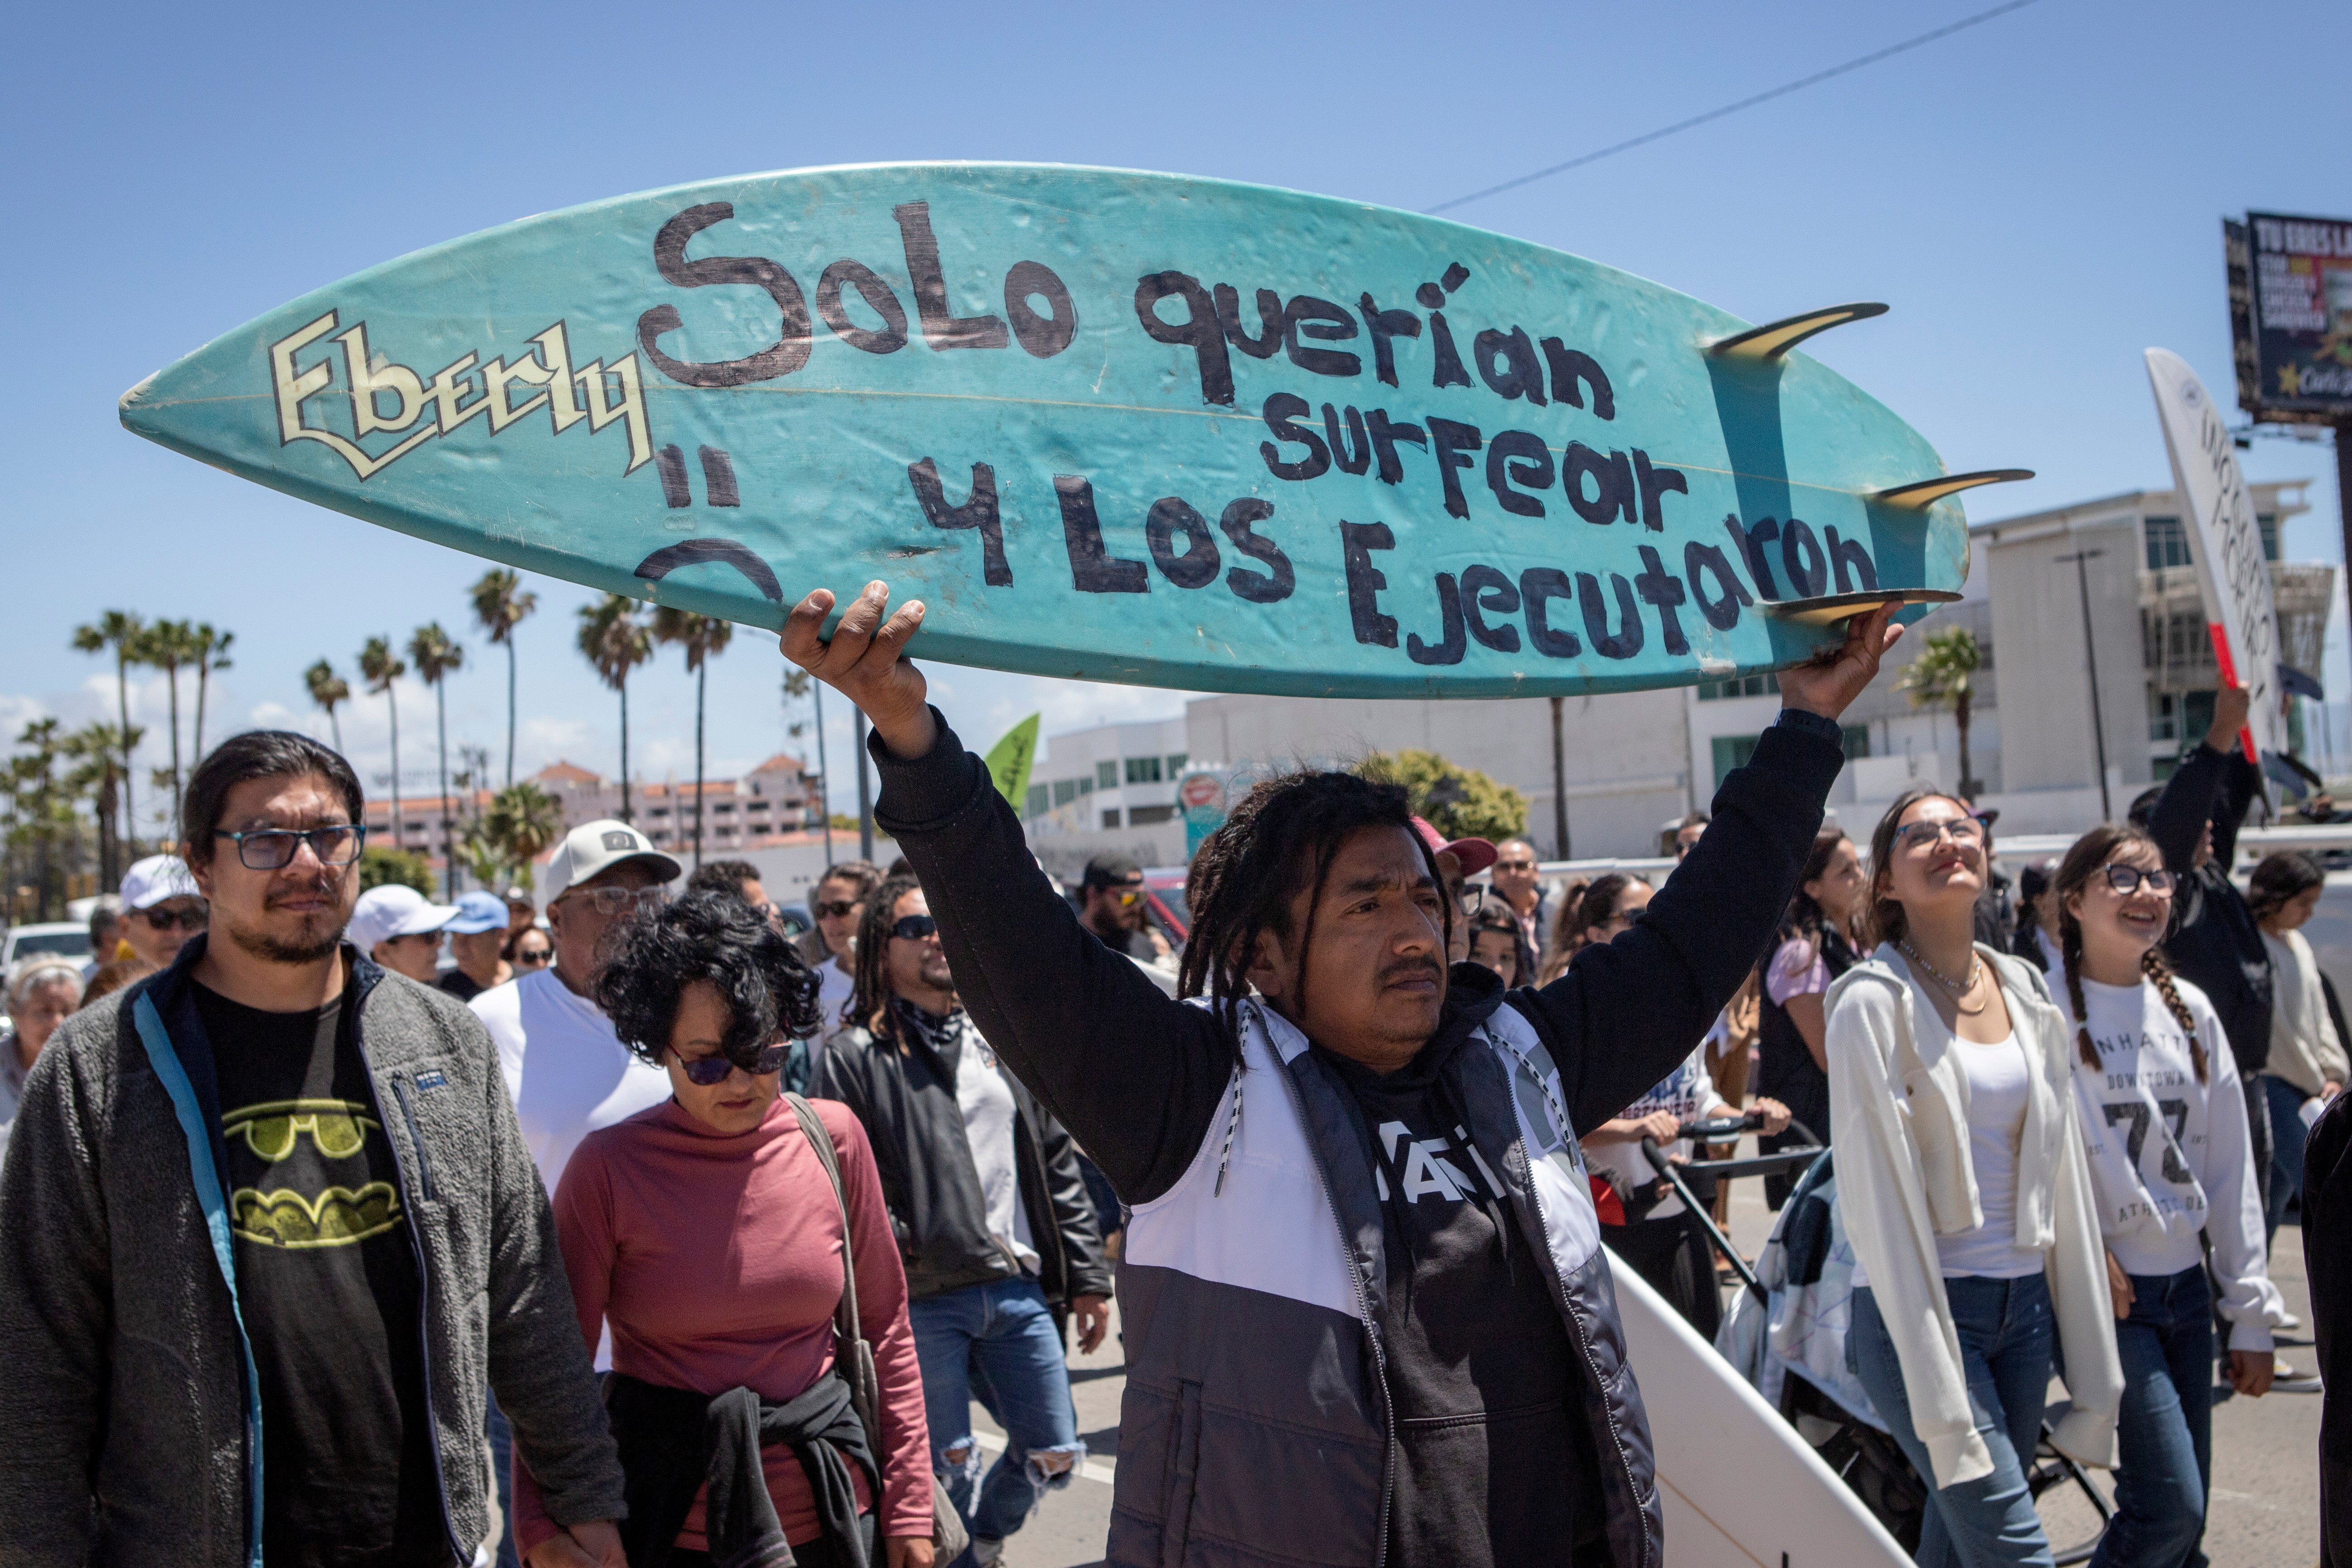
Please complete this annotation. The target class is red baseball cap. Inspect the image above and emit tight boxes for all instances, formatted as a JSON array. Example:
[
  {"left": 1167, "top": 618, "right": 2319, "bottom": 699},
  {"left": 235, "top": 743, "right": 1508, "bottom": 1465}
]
[{"left": 1412, "top": 816, "right": 1498, "bottom": 876}]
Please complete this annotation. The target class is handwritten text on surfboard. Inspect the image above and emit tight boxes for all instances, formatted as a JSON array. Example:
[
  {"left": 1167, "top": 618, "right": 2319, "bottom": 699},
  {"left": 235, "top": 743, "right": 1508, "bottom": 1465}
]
[{"left": 268, "top": 197, "right": 1886, "bottom": 668}]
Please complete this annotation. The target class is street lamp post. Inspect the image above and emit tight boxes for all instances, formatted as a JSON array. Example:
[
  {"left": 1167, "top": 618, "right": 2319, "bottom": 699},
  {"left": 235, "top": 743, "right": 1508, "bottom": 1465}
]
[{"left": 2056, "top": 549, "right": 2112, "bottom": 821}]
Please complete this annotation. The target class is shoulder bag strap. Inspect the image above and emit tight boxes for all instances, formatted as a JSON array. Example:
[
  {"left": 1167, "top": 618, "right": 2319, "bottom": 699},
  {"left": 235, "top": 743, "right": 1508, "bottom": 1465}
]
[{"left": 784, "top": 1092, "right": 882, "bottom": 1454}]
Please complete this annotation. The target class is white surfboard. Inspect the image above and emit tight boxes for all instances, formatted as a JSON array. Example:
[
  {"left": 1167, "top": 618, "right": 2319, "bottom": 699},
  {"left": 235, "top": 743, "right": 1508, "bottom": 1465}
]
[{"left": 1609, "top": 1255, "right": 1909, "bottom": 1567}]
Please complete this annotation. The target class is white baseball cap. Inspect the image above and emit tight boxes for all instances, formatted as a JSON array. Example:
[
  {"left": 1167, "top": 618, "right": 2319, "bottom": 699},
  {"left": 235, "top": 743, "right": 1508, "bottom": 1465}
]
[
  {"left": 347, "top": 885, "right": 458, "bottom": 957},
  {"left": 543, "top": 819, "right": 680, "bottom": 901},
  {"left": 120, "top": 854, "right": 201, "bottom": 912}
]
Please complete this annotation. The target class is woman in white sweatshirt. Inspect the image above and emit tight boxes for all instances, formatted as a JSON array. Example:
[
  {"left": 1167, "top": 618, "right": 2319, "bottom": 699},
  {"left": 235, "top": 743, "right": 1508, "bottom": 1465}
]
[
  {"left": 2050, "top": 822, "right": 2280, "bottom": 1568},
  {"left": 1827, "top": 787, "right": 2121, "bottom": 1568},
  {"left": 2250, "top": 850, "right": 2348, "bottom": 1246}
]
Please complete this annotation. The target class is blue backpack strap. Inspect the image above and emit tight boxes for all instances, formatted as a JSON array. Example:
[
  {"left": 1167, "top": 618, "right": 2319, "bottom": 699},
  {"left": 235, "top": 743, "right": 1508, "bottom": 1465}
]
[{"left": 133, "top": 991, "right": 265, "bottom": 1568}]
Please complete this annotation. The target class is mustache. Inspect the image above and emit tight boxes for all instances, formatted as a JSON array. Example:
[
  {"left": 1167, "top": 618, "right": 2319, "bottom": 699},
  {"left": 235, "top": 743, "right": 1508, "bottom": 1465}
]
[{"left": 1378, "top": 953, "right": 1445, "bottom": 987}]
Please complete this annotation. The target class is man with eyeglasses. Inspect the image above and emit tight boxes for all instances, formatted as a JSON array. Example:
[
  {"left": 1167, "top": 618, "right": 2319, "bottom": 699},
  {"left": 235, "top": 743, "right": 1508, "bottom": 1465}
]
[
  {"left": 1489, "top": 837, "right": 1556, "bottom": 974},
  {"left": 0, "top": 729, "right": 626, "bottom": 1568},
  {"left": 812, "top": 874, "right": 1112, "bottom": 1567},
  {"left": 1414, "top": 817, "right": 1498, "bottom": 964},
  {"left": 1077, "top": 854, "right": 1176, "bottom": 971},
  {"left": 348, "top": 883, "right": 461, "bottom": 984},
  {"left": 118, "top": 851, "right": 209, "bottom": 969}
]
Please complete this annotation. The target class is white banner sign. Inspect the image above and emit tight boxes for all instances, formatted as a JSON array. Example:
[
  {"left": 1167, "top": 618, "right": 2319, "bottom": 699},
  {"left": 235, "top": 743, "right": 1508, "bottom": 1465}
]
[{"left": 2144, "top": 348, "right": 2286, "bottom": 764}]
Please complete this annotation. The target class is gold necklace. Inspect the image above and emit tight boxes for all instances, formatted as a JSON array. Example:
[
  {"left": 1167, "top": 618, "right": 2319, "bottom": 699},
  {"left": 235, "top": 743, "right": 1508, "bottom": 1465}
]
[{"left": 1900, "top": 939, "right": 1988, "bottom": 1015}]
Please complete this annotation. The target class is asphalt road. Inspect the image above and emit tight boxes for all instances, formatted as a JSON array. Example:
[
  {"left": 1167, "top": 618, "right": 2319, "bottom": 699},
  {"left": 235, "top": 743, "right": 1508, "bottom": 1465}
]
[{"left": 969, "top": 1158, "right": 2326, "bottom": 1568}]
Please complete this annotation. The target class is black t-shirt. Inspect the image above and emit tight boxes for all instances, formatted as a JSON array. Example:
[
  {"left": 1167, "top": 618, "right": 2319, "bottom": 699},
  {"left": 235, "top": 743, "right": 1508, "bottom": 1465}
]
[
  {"left": 194, "top": 980, "right": 447, "bottom": 1567},
  {"left": 1315, "top": 1009, "right": 1601, "bottom": 1568},
  {"left": 436, "top": 968, "right": 484, "bottom": 1004}
]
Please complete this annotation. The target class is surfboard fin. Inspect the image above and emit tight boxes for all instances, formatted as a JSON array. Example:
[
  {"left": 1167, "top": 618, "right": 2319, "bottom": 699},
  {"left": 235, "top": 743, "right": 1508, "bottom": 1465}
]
[
  {"left": 1708, "top": 303, "right": 1888, "bottom": 361},
  {"left": 1869, "top": 469, "right": 2035, "bottom": 509}
]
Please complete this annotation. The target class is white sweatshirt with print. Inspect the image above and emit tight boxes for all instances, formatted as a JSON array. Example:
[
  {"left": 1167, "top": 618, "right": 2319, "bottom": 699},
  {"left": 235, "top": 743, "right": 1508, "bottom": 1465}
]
[{"left": 2064, "top": 973, "right": 2281, "bottom": 1352}]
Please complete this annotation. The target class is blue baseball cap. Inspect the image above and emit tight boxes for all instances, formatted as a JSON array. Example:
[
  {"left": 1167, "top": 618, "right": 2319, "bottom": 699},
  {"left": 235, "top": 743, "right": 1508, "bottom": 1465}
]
[{"left": 444, "top": 890, "right": 511, "bottom": 935}]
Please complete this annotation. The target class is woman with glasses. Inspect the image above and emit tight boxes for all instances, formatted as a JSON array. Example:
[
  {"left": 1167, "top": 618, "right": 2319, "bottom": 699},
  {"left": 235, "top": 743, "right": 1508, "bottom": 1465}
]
[
  {"left": 511, "top": 893, "right": 935, "bottom": 1568},
  {"left": 1827, "top": 789, "right": 2120, "bottom": 1568},
  {"left": 510, "top": 926, "right": 555, "bottom": 971},
  {"left": 1754, "top": 830, "right": 1865, "bottom": 1207},
  {"left": 2051, "top": 825, "right": 2279, "bottom": 1568}
]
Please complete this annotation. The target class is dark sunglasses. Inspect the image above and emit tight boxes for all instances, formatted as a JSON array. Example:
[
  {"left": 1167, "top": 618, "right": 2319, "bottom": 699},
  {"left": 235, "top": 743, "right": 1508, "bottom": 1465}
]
[
  {"left": 891, "top": 914, "right": 939, "bottom": 941},
  {"left": 2101, "top": 864, "right": 2177, "bottom": 896},
  {"left": 674, "top": 1044, "right": 791, "bottom": 1084},
  {"left": 512, "top": 945, "right": 553, "bottom": 967},
  {"left": 814, "top": 899, "right": 861, "bottom": 919},
  {"left": 213, "top": 823, "right": 367, "bottom": 870},
  {"left": 140, "top": 903, "right": 209, "bottom": 931}
]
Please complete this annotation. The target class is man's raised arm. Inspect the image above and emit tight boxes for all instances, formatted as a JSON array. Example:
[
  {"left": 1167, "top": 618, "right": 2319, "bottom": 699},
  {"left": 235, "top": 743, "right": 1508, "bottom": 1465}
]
[{"left": 786, "top": 583, "right": 1232, "bottom": 1204}]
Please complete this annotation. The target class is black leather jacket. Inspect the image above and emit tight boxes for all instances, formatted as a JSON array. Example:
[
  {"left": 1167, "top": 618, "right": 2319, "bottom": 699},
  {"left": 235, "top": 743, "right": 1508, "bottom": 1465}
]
[{"left": 812, "top": 1002, "right": 1113, "bottom": 1307}]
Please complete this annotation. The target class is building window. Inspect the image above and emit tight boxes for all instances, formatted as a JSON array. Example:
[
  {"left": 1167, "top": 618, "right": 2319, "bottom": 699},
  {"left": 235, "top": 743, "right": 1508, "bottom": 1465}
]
[
  {"left": 2144, "top": 515, "right": 2191, "bottom": 570},
  {"left": 1713, "top": 725, "right": 1868, "bottom": 789},
  {"left": 1078, "top": 775, "right": 1093, "bottom": 795},
  {"left": 2258, "top": 512, "right": 2280, "bottom": 563},
  {"left": 1025, "top": 783, "right": 1049, "bottom": 817},
  {"left": 1125, "top": 756, "right": 1163, "bottom": 785},
  {"left": 1101, "top": 809, "right": 1122, "bottom": 829},
  {"left": 1053, "top": 778, "right": 1078, "bottom": 807},
  {"left": 1095, "top": 761, "right": 1119, "bottom": 790},
  {"left": 1128, "top": 803, "right": 1177, "bottom": 825},
  {"left": 2148, "top": 688, "right": 2178, "bottom": 742},
  {"left": 1165, "top": 752, "right": 1189, "bottom": 776},
  {"left": 1697, "top": 673, "right": 1774, "bottom": 701}
]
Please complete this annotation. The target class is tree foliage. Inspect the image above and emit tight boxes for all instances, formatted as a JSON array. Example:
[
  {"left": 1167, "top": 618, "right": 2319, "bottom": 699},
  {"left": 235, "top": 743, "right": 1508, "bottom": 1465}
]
[
  {"left": 1355, "top": 749, "right": 1528, "bottom": 843},
  {"left": 358, "top": 843, "right": 434, "bottom": 896}
]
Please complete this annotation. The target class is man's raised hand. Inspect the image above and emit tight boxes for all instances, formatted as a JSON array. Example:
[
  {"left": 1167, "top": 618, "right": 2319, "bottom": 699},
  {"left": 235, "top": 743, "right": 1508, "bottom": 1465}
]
[
  {"left": 1777, "top": 601, "right": 1902, "bottom": 723},
  {"left": 781, "top": 582, "right": 940, "bottom": 761}
]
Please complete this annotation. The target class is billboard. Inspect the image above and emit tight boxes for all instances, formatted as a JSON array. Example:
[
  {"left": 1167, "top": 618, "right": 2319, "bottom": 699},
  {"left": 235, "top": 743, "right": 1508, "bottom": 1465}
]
[{"left": 2226, "top": 211, "right": 2352, "bottom": 423}]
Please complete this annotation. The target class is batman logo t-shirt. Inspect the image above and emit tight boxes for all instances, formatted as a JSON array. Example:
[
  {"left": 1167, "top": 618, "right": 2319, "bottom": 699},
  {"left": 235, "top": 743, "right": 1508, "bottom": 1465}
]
[{"left": 196, "top": 979, "right": 443, "bottom": 1566}]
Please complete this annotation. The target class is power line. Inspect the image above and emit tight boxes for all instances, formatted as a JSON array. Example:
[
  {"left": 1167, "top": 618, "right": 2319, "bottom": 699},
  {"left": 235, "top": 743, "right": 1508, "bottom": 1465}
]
[{"left": 1425, "top": 0, "right": 2044, "bottom": 216}]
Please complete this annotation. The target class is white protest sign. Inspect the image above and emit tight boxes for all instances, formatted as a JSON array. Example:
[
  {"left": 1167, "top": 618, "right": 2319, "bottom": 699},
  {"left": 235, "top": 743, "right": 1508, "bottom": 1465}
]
[{"left": 2144, "top": 348, "right": 2286, "bottom": 764}]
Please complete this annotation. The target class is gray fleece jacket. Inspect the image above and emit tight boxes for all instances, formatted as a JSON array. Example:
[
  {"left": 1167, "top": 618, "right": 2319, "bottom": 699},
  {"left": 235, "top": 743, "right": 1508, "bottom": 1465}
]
[{"left": 0, "top": 937, "right": 626, "bottom": 1567}]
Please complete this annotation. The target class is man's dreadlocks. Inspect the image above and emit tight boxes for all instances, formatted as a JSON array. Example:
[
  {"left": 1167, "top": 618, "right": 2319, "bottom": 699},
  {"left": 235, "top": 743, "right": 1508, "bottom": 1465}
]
[
  {"left": 846, "top": 871, "right": 927, "bottom": 1042},
  {"left": 1177, "top": 769, "right": 1450, "bottom": 1060}
]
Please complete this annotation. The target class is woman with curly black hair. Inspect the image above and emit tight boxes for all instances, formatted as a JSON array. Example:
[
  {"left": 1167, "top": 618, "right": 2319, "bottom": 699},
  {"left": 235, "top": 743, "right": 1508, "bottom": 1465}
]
[{"left": 510, "top": 894, "right": 936, "bottom": 1568}]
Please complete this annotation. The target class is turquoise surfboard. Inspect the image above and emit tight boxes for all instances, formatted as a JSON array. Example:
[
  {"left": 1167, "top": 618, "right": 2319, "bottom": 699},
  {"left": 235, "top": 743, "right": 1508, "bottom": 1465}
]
[{"left": 120, "top": 162, "right": 1995, "bottom": 698}]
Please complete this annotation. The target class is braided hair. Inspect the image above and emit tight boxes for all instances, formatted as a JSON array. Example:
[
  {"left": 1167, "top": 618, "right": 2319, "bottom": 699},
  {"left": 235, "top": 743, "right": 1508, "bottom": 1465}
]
[
  {"left": 2051, "top": 823, "right": 2205, "bottom": 1082},
  {"left": 846, "top": 871, "right": 927, "bottom": 1044},
  {"left": 1177, "top": 768, "right": 1440, "bottom": 1058}
]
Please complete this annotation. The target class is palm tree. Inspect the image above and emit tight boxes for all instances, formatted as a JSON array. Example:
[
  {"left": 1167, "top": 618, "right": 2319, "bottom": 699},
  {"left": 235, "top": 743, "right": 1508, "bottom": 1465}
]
[
  {"left": 578, "top": 595, "right": 654, "bottom": 822},
  {"left": 191, "top": 624, "right": 233, "bottom": 760},
  {"left": 136, "top": 620, "right": 200, "bottom": 834},
  {"left": 306, "top": 659, "right": 351, "bottom": 751},
  {"left": 1898, "top": 625, "right": 1985, "bottom": 798},
  {"left": 1548, "top": 696, "right": 1570, "bottom": 859},
  {"left": 62, "top": 720, "right": 138, "bottom": 889},
  {"left": 407, "top": 623, "right": 465, "bottom": 897},
  {"left": 71, "top": 611, "right": 144, "bottom": 856},
  {"left": 651, "top": 608, "right": 733, "bottom": 867},
  {"left": 469, "top": 569, "right": 539, "bottom": 786},
  {"left": 481, "top": 781, "right": 567, "bottom": 891},
  {"left": 359, "top": 635, "right": 408, "bottom": 846}
]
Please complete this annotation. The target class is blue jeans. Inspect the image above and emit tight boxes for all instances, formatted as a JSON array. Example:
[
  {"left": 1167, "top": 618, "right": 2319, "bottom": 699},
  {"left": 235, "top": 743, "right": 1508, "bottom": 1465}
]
[
  {"left": 2092, "top": 1265, "right": 2212, "bottom": 1568},
  {"left": 1849, "top": 1275, "right": 2057, "bottom": 1568},
  {"left": 2265, "top": 1074, "right": 2313, "bottom": 1243},
  {"left": 485, "top": 1387, "right": 521, "bottom": 1568},
  {"left": 908, "top": 1277, "right": 1083, "bottom": 1548}
]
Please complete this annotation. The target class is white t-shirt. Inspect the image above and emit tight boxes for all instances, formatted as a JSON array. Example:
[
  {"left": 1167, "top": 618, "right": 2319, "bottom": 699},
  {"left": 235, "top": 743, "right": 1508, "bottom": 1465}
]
[
  {"left": 949, "top": 1027, "right": 1036, "bottom": 1266},
  {"left": 815, "top": 955, "right": 854, "bottom": 1041},
  {"left": 1583, "top": 1047, "right": 1725, "bottom": 1221},
  {"left": 2069, "top": 976, "right": 2235, "bottom": 1275},
  {"left": 470, "top": 967, "right": 674, "bottom": 1195},
  {"left": 1933, "top": 1032, "right": 2046, "bottom": 1279}
]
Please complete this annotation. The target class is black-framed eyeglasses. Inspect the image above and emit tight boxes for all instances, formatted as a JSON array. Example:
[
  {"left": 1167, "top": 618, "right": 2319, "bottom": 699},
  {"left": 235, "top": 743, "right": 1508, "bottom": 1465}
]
[
  {"left": 213, "top": 824, "right": 367, "bottom": 870},
  {"left": 2101, "top": 864, "right": 2177, "bottom": 896},
  {"left": 674, "top": 1044, "right": 791, "bottom": 1085},
  {"left": 562, "top": 886, "right": 667, "bottom": 917},
  {"left": 1454, "top": 883, "right": 1487, "bottom": 916},
  {"left": 1495, "top": 858, "right": 1537, "bottom": 872},
  {"left": 814, "top": 899, "right": 860, "bottom": 919},
  {"left": 892, "top": 914, "right": 939, "bottom": 941},
  {"left": 139, "top": 902, "right": 208, "bottom": 931}
]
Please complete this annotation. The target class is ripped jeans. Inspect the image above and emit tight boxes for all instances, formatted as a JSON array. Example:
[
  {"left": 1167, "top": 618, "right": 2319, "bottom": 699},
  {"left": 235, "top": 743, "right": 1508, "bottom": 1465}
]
[{"left": 908, "top": 1276, "right": 1084, "bottom": 1548}]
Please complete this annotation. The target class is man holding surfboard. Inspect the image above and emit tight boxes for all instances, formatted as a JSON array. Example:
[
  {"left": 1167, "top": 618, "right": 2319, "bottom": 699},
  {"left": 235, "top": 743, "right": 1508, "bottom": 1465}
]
[{"left": 783, "top": 579, "right": 1897, "bottom": 1568}]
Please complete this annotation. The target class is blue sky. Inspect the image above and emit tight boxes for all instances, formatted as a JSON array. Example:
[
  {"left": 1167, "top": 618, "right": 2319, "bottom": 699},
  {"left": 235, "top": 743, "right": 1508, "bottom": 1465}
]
[{"left": 5, "top": 0, "right": 2347, "bottom": 841}]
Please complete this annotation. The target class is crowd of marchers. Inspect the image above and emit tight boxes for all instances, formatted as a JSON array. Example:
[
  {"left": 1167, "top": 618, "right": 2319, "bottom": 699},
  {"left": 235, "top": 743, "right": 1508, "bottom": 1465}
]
[{"left": 2, "top": 589, "right": 2351, "bottom": 1568}]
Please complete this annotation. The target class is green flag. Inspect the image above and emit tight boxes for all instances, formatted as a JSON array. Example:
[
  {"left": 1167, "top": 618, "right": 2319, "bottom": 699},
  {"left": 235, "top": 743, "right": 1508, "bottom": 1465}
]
[{"left": 984, "top": 714, "right": 1041, "bottom": 812}]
